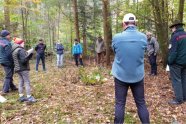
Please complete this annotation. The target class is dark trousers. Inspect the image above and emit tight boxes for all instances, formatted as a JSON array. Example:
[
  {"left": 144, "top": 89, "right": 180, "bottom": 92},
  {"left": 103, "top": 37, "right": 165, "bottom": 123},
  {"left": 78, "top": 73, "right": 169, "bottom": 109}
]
[
  {"left": 2, "top": 65, "right": 17, "bottom": 92},
  {"left": 114, "top": 78, "right": 149, "bottom": 124},
  {"left": 169, "top": 64, "right": 186, "bottom": 102},
  {"left": 148, "top": 54, "right": 157, "bottom": 75},
  {"left": 97, "top": 52, "right": 104, "bottom": 65},
  {"left": 74, "top": 54, "right": 83, "bottom": 66},
  {"left": 36, "top": 53, "right": 46, "bottom": 71}
]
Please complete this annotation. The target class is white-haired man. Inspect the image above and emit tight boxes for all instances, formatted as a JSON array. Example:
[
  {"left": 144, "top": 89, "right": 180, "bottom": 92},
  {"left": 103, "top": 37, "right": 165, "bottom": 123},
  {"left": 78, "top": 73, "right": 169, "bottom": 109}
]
[
  {"left": 146, "top": 32, "right": 159, "bottom": 76},
  {"left": 112, "top": 13, "right": 150, "bottom": 123}
]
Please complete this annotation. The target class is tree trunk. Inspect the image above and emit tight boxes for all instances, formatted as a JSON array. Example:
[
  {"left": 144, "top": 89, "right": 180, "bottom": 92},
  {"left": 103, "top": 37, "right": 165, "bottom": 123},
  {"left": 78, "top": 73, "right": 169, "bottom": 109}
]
[
  {"left": 150, "top": 0, "right": 169, "bottom": 67},
  {"left": 102, "top": 0, "right": 112, "bottom": 66},
  {"left": 177, "top": 0, "right": 185, "bottom": 22},
  {"left": 80, "top": 0, "right": 87, "bottom": 58},
  {"left": 115, "top": 0, "right": 119, "bottom": 33},
  {"left": 72, "top": 0, "right": 80, "bottom": 42},
  {"left": 4, "top": 0, "right": 10, "bottom": 31},
  {"left": 20, "top": 0, "right": 29, "bottom": 41},
  {"left": 57, "top": 2, "right": 61, "bottom": 40}
]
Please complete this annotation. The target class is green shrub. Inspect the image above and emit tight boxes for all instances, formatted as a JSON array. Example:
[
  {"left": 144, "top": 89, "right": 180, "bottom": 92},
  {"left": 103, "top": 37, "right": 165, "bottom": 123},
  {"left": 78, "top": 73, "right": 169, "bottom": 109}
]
[{"left": 79, "top": 67, "right": 105, "bottom": 85}]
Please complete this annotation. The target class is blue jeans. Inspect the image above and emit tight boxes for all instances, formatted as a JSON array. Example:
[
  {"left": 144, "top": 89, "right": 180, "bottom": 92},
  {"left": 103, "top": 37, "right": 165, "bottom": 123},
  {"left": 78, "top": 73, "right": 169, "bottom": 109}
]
[
  {"left": 56, "top": 54, "right": 64, "bottom": 67},
  {"left": 74, "top": 54, "right": 83, "bottom": 66},
  {"left": 169, "top": 64, "right": 186, "bottom": 102},
  {"left": 114, "top": 78, "right": 149, "bottom": 124},
  {"left": 2, "top": 65, "right": 17, "bottom": 92},
  {"left": 148, "top": 54, "right": 157, "bottom": 75},
  {"left": 36, "top": 53, "right": 46, "bottom": 71}
]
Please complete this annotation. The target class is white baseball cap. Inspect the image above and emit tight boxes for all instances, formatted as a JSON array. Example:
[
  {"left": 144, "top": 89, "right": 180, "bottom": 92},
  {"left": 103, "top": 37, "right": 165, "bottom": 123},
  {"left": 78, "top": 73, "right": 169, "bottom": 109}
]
[{"left": 123, "top": 13, "right": 138, "bottom": 23}]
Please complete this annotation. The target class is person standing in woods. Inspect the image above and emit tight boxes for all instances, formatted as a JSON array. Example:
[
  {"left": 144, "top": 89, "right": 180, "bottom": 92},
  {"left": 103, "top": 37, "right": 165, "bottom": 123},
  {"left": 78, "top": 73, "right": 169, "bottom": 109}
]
[
  {"left": 35, "top": 39, "right": 46, "bottom": 72},
  {"left": 55, "top": 41, "right": 64, "bottom": 68},
  {"left": 0, "top": 30, "right": 18, "bottom": 95},
  {"left": 168, "top": 20, "right": 186, "bottom": 105},
  {"left": 12, "top": 38, "right": 36, "bottom": 103},
  {"left": 95, "top": 36, "right": 105, "bottom": 66},
  {"left": 112, "top": 13, "right": 149, "bottom": 123},
  {"left": 72, "top": 39, "right": 84, "bottom": 67},
  {"left": 146, "top": 32, "right": 159, "bottom": 76}
]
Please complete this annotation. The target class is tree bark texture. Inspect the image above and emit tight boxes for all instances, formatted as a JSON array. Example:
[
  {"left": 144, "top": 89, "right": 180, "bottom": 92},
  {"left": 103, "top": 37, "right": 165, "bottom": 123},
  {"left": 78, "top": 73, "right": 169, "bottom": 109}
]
[
  {"left": 149, "top": 0, "right": 169, "bottom": 67},
  {"left": 72, "top": 0, "right": 80, "bottom": 42},
  {"left": 4, "top": 0, "right": 10, "bottom": 31},
  {"left": 177, "top": 0, "right": 185, "bottom": 22},
  {"left": 102, "top": 0, "right": 112, "bottom": 66}
]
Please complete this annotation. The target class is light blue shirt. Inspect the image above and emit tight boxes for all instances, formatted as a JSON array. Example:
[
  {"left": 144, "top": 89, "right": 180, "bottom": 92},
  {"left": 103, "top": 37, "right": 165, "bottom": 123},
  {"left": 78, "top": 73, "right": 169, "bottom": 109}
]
[{"left": 111, "top": 26, "right": 147, "bottom": 83}]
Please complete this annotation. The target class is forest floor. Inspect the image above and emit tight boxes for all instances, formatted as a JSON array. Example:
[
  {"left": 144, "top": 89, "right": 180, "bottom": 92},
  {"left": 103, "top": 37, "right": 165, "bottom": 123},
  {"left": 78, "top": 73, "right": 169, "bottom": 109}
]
[{"left": 0, "top": 57, "right": 186, "bottom": 124}]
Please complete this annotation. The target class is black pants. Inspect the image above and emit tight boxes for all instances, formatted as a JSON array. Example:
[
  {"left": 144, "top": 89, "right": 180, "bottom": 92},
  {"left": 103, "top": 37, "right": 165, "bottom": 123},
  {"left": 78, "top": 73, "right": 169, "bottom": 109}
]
[
  {"left": 74, "top": 54, "right": 83, "bottom": 66},
  {"left": 148, "top": 54, "right": 157, "bottom": 75},
  {"left": 114, "top": 78, "right": 150, "bottom": 124}
]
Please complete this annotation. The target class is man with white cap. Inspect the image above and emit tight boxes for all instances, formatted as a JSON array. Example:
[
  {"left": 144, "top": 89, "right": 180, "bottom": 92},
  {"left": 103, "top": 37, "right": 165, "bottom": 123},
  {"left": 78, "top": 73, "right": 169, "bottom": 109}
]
[{"left": 112, "top": 13, "right": 149, "bottom": 123}]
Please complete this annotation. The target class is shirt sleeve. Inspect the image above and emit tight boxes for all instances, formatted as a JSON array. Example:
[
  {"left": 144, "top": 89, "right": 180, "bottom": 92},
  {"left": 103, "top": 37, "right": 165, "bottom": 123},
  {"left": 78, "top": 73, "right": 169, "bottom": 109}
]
[
  {"left": 168, "top": 34, "right": 178, "bottom": 65},
  {"left": 18, "top": 49, "right": 32, "bottom": 64}
]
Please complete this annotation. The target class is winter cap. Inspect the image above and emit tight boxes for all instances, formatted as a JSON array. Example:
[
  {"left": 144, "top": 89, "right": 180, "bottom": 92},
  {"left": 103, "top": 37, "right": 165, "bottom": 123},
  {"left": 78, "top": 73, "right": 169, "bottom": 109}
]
[
  {"left": 169, "top": 19, "right": 185, "bottom": 28},
  {"left": 1, "top": 30, "right": 10, "bottom": 37},
  {"left": 123, "top": 13, "right": 138, "bottom": 23},
  {"left": 13, "top": 37, "right": 24, "bottom": 45}
]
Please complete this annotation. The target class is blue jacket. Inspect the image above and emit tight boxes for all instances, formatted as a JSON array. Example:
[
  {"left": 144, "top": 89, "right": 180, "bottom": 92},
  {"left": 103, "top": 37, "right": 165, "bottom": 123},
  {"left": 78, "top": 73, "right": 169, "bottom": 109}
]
[
  {"left": 168, "top": 27, "right": 186, "bottom": 66},
  {"left": 112, "top": 26, "right": 147, "bottom": 83},
  {"left": 0, "top": 38, "right": 14, "bottom": 66},
  {"left": 55, "top": 43, "right": 64, "bottom": 55},
  {"left": 72, "top": 43, "right": 83, "bottom": 55}
]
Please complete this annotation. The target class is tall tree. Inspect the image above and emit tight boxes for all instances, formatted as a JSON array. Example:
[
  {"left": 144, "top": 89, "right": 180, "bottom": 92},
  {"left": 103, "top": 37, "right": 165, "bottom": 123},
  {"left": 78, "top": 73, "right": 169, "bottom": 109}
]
[
  {"left": 72, "top": 0, "right": 80, "bottom": 42},
  {"left": 102, "top": 0, "right": 112, "bottom": 66},
  {"left": 177, "top": 0, "right": 185, "bottom": 22},
  {"left": 20, "top": 0, "right": 29, "bottom": 41},
  {"left": 149, "top": 0, "right": 169, "bottom": 66},
  {"left": 4, "top": 0, "right": 10, "bottom": 31},
  {"left": 79, "top": 0, "right": 88, "bottom": 57}
]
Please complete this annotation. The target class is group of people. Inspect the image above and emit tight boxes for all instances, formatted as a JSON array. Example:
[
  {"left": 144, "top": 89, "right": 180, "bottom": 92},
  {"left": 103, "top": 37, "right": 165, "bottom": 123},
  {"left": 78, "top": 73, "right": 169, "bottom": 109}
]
[
  {"left": 112, "top": 13, "right": 186, "bottom": 123},
  {"left": 1, "top": 12, "right": 186, "bottom": 123},
  {"left": 0, "top": 30, "right": 36, "bottom": 103}
]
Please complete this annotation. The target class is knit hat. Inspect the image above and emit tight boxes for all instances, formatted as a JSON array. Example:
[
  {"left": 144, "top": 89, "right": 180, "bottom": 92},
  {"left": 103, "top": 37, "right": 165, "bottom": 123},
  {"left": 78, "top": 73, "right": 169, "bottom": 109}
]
[
  {"left": 1, "top": 30, "right": 10, "bottom": 37},
  {"left": 13, "top": 37, "right": 24, "bottom": 46}
]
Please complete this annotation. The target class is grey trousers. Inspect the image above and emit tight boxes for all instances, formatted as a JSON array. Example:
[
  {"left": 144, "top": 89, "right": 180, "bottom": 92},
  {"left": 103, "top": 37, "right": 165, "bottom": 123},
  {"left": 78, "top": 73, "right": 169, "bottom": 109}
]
[{"left": 17, "top": 71, "right": 31, "bottom": 96}]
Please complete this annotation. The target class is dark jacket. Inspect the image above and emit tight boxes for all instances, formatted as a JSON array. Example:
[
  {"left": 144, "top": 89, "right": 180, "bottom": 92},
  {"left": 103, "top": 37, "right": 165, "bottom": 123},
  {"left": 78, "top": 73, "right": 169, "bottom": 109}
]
[
  {"left": 55, "top": 43, "right": 64, "bottom": 55},
  {"left": 168, "top": 27, "right": 186, "bottom": 66},
  {"left": 0, "top": 38, "right": 14, "bottom": 67},
  {"left": 35, "top": 43, "right": 46, "bottom": 55},
  {"left": 12, "top": 44, "right": 32, "bottom": 72}
]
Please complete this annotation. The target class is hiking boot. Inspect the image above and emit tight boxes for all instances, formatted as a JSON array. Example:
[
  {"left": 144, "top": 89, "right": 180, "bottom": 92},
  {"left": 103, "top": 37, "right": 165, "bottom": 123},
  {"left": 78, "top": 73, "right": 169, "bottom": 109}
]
[
  {"left": 11, "top": 87, "right": 18, "bottom": 92},
  {"left": 27, "top": 96, "right": 37, "bottom": 103},
  {"left": 18, "top": 96, "right": 27, "bottom": 102},
  {"left": 168, "top": 99, "right": 183, "bottom": 105}
]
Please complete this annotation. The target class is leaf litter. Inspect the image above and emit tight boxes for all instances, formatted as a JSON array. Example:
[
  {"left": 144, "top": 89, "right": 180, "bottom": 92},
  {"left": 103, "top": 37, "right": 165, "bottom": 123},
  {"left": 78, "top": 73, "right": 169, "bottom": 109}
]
[{"left": 0, "top": 60, "right": 186, "bottom": 123}]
